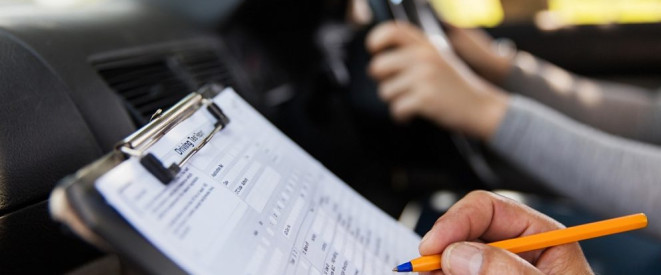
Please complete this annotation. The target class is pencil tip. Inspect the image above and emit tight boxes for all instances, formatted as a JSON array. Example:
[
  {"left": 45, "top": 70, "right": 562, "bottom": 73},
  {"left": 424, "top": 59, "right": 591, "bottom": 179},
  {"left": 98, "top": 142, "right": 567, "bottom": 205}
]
[{"left": 392, "top": 267, "right": 398, "bottom": 272}]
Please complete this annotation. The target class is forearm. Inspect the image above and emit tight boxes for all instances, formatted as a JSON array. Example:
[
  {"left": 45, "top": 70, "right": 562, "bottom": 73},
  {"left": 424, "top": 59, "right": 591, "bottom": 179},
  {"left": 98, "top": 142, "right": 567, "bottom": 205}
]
[
  {"left": 503, "top": 52, "right": 661, "bottom": 144},
  {"left": 489, "top": 95, "right": 661, "bottom": 238}
]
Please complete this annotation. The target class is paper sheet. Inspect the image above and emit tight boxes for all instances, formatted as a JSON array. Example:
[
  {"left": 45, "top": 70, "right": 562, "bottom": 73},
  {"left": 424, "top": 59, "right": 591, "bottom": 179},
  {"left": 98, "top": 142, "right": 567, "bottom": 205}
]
[{"left": 96, "top": 88, "right": 421, "bottom": 275}]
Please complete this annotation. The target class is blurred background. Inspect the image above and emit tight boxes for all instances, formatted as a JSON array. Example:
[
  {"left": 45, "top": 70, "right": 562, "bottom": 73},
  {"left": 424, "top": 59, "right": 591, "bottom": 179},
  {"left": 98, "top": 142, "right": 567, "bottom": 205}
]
[{"left": 0, "top": 0, "right": 660, "bottom": 274}]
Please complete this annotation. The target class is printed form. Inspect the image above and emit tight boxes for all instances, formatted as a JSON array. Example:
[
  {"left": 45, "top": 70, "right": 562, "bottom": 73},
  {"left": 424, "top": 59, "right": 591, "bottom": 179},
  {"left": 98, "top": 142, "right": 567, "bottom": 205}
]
[{"left": 96, "top": 88, "right": 421, "bottom": 275}]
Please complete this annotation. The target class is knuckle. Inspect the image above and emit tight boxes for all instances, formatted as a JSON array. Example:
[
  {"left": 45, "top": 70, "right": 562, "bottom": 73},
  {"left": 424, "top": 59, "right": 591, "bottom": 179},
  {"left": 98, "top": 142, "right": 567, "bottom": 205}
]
[
  {"left": 377, "top": 85, "right": 392, "bottom": 101},
  {"left": 368, "top": 58, "right": 386, "bottom": 78},
  {"left": 380, "top": 23, "right": 401, "bottom": 38},
  {"left": 381, "top": 21, "right": 399, "bottom": 32},
  {"left": 390, "top": 105, "right": 406, "bottom": 120},
  {"left": 367, "top": 22, "right": 398, "bottom": 51}
]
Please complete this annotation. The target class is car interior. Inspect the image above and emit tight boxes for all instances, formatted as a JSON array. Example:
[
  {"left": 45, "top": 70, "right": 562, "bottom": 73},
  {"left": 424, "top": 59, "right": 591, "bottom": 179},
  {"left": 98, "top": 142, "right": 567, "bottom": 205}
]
[{"left": 1, "top": 0, "right": 661, "bottom": 274}]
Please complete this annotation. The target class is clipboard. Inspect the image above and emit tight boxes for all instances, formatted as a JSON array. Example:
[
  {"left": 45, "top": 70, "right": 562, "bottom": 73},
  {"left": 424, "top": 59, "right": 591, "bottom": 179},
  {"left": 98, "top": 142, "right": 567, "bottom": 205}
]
[
  {"left": 50, "top": 84, "right": 228, "bottom": 275},
  {"left": 50, "top": 83, "right": 421, "bottom": 275}
]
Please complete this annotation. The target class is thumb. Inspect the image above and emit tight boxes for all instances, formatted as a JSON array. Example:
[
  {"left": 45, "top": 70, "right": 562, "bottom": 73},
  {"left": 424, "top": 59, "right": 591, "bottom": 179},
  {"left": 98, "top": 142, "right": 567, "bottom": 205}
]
[{"left": 442, "top": 242, "right": 543, "bottom": 275}]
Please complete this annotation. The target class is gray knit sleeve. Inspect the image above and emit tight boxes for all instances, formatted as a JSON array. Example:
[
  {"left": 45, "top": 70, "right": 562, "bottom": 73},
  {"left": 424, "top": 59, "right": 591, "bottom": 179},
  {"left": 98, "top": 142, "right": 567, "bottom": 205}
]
[
  {"left": 490, "top": 95, "right": 661, "bottom": 238},
  {"left": 502, "top": 52, "right": 661, "bottom": 145}
]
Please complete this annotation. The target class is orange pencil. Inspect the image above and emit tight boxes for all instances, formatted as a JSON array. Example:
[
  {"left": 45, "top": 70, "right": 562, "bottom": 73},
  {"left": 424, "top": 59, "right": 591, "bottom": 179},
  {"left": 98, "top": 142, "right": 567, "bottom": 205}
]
[{"left": 393, "top": 213, "right": 648, "bottom": 272}]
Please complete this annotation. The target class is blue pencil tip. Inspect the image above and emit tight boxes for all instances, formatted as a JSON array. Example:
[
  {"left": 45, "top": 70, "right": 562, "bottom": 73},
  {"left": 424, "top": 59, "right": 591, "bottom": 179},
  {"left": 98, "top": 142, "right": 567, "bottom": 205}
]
[{"left": 394, "top": 262, "right": 412, "bottom": 272}]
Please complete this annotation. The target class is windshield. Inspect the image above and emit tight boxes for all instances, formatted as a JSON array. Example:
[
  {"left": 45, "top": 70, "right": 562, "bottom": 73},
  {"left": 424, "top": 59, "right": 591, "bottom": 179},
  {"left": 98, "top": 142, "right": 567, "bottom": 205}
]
[{"left": 431, "top": 0, "right": 661, "bottom": 30}]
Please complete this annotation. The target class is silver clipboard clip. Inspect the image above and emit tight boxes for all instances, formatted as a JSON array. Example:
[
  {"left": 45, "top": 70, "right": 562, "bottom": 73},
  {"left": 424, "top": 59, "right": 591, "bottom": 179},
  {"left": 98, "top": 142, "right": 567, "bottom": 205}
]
[{"left": 116, "top": 84, "right": 230, "bottom": 184}]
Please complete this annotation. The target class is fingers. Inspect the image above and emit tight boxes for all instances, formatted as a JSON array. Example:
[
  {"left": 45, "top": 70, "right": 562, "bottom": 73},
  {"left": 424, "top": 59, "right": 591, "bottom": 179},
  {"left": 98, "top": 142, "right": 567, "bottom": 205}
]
[
  {"left": 419, "top": 191, "right": 565, "bottom": 260},
  {"left": 366, "top": 21, "right": 449, "bottom": 124},
  {"left": 442, "top": 242, "right": 544, "bottom": 275},
  {"left": 365, "top": 20, "right": 507, "bottom": 134},
  {"left": 367, "top": 35, "right": 440, "bottom": 123},
  {"left": 368, "top": 47, "right": 419, "bottom": 81},
  {"left": 375, "top": 65, "right": 437, "bottom": 122},
  {"left": 420, "top": 191, "right": 592, "bottom": 274},
  {"left": 375, "top": 64, "right": 421, "bottom": 101},
  {"left": 389, "top": 92, "right": 420, "bottom": 122},
  {"left": 366, "top": 21, "right": 425, "bottom": 54}
]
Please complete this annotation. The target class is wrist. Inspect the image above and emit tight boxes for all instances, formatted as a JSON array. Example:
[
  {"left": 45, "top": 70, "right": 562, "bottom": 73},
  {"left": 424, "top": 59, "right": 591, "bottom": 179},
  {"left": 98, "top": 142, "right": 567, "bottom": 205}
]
[
  {"left": 485, "top": 38, "right": 516, "bottom": 85},
  {"left": 468, "top": 84, "right": 509, "bottom": 141}
]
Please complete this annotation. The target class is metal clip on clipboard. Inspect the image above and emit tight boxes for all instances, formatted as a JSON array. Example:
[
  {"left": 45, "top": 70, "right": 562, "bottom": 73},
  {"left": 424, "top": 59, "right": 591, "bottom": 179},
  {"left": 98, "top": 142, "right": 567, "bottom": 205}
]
[{"left": 116, "top": 84, "right": 230, "bottom": 184}]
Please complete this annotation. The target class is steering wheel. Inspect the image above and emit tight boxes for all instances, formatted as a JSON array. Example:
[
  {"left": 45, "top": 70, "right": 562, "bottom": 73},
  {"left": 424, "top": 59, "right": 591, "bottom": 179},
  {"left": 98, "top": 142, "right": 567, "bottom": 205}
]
[{"left": 368, "top": 0, "right": 501, "bottom": 188}]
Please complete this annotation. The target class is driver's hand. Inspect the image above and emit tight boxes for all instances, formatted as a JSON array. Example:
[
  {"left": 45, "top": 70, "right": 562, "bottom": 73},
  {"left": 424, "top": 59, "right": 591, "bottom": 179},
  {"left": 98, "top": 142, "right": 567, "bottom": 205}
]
[
  {"left": 366, "top": 21, "right": 508, "bottom": 140},
  {"left": 420, "top": 191, "right": 594, "bottom": 275},
  {"left": 443, "top": 24, "right": 514, "bottom": 86}
]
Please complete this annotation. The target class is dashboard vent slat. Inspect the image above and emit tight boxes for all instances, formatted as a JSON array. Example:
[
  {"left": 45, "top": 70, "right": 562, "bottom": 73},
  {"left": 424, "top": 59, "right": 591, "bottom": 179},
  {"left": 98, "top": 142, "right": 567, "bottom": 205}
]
[
  {"left": 177, "top": 50, "right": 234, "bottom": 88},
  {"left": 96, "top": 48, "right": 234, "bottom": 127}
]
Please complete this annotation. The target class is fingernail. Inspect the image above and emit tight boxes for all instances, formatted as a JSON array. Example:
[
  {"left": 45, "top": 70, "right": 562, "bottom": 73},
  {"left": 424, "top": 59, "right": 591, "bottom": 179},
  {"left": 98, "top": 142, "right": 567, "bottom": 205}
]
[{"left": 444, "top": 243, "right": 483, "bottom": 275}]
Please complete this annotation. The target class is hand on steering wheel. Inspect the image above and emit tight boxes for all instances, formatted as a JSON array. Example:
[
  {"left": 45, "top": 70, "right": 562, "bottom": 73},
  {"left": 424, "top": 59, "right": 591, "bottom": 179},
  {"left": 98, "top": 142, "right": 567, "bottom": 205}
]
[{"left": 366, "top": 21, "right": 508, "bottom": 141}]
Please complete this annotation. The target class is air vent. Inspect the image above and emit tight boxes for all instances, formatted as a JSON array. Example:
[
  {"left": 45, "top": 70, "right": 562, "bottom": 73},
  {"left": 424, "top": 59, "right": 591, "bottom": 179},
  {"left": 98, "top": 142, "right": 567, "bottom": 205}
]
[
  {"left": 96, "top": 49, "right": 233, "bottom": 126},
  {"left": 176, "top": 51, "right": 234, "bottom": 88}
]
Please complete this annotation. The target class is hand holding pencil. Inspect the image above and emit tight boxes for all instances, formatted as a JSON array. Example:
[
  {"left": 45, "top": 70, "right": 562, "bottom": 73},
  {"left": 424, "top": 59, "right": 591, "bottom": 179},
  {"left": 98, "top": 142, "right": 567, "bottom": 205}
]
[
  {"left": 408, "top": 191, "right": 612, "bottom": 275},
  {"left": 395, "top": 212, "right": 646, "bottom": 273}
]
